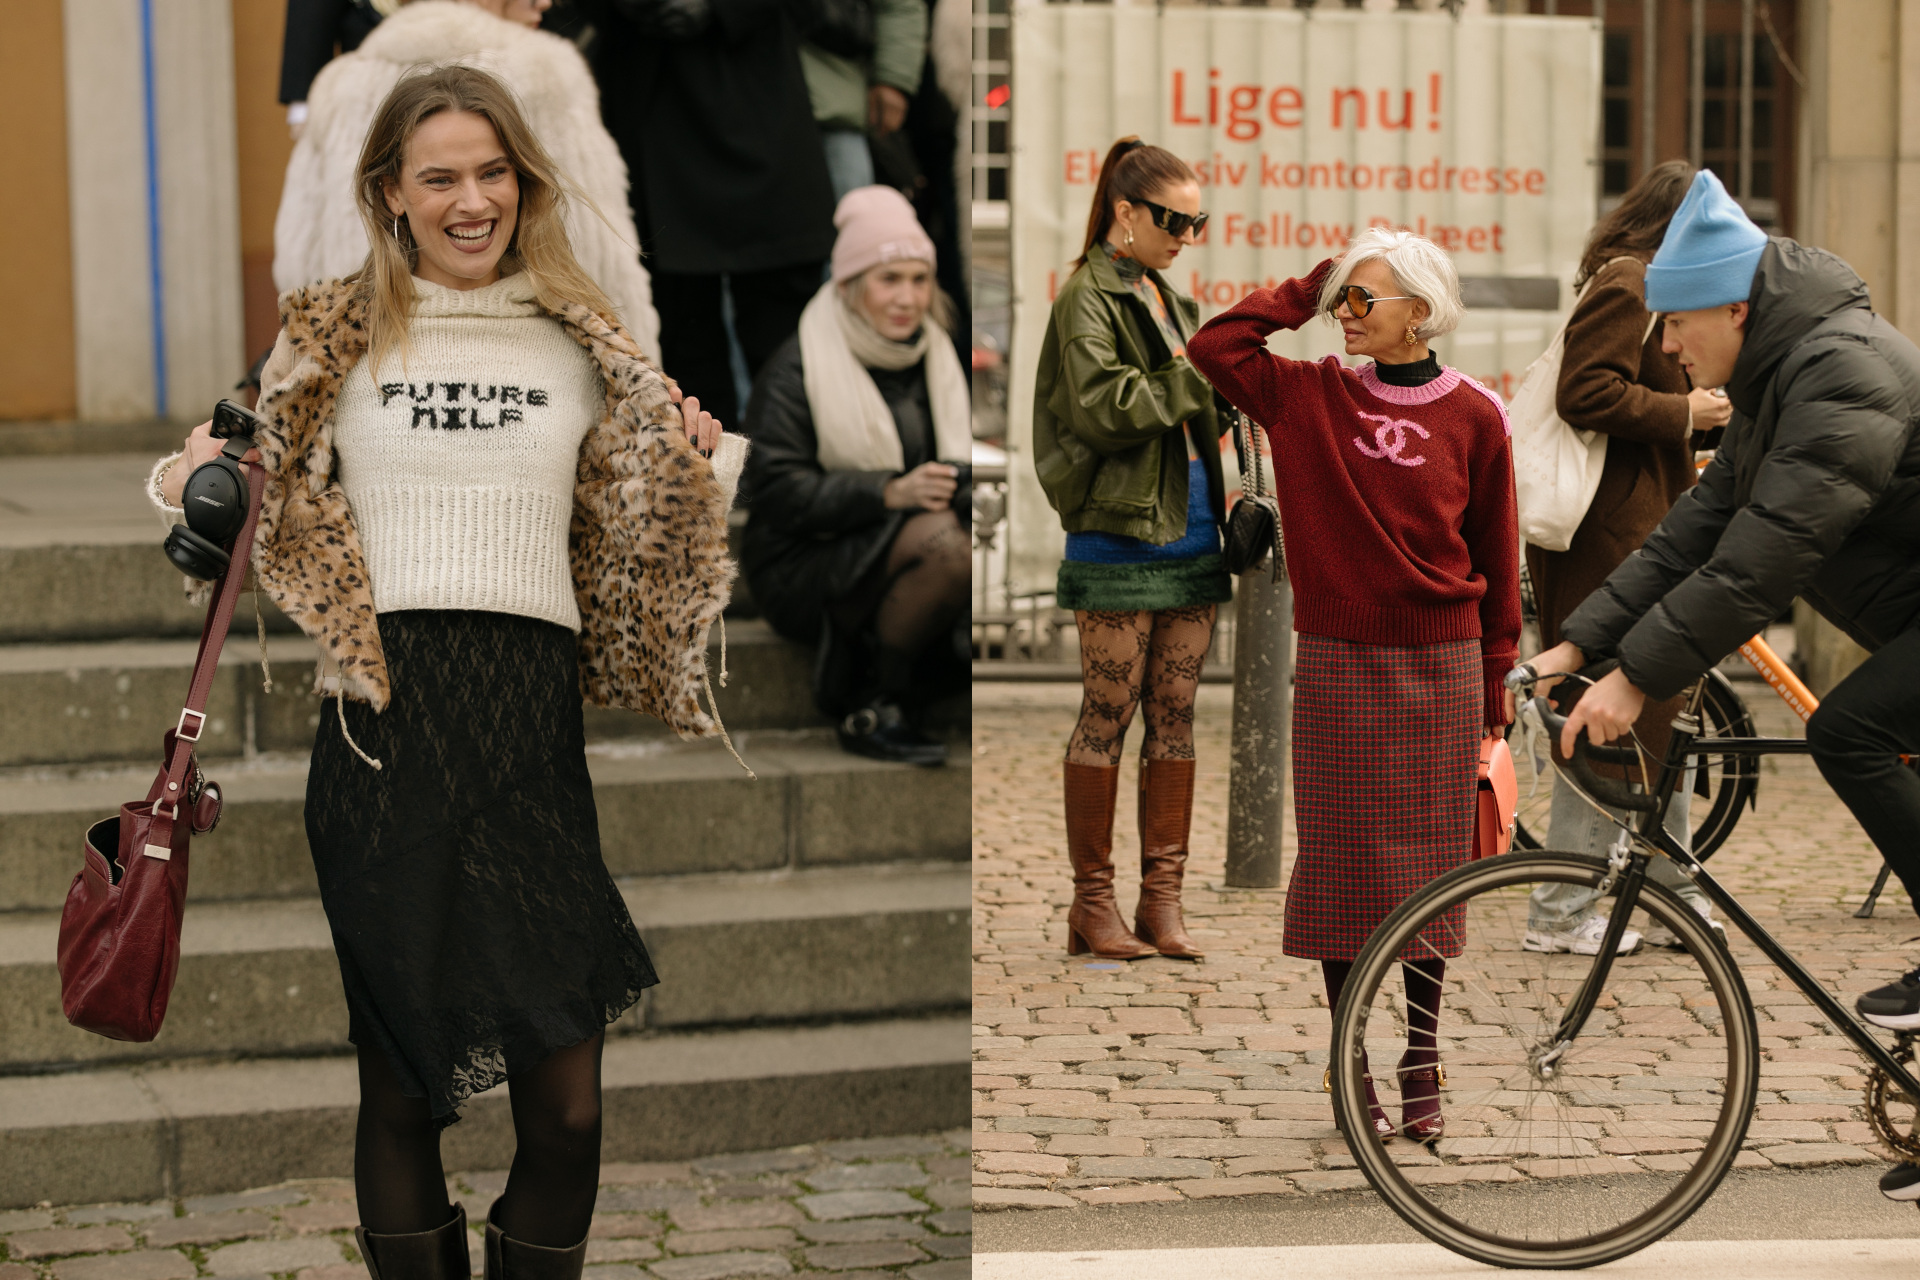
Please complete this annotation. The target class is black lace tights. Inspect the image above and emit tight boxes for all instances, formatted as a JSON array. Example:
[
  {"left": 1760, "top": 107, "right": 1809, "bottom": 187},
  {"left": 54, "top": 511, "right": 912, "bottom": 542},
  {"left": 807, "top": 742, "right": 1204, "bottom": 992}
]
[
  {"left": 355, "top": 1033, "right": 605, "bottom": 1246},
  {"left": 1066, "top": 606, "right": 1216, "bottom": 766}
]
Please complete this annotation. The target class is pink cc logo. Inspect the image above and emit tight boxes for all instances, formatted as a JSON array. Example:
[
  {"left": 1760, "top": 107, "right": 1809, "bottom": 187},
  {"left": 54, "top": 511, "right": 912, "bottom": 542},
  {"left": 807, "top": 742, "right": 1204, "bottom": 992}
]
[{"left": 1352, "top": 412, "right": 1430, "bottom": 467}]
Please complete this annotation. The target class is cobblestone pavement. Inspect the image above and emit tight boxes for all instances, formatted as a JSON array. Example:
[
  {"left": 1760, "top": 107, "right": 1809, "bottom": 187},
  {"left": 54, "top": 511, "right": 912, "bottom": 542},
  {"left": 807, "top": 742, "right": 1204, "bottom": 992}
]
[
  {"left": 972, "top": 680, "right": 1917, "bottom": 1211},
  {"left": 0, "top": 1133, "right": 969, "bottom": 1280}
]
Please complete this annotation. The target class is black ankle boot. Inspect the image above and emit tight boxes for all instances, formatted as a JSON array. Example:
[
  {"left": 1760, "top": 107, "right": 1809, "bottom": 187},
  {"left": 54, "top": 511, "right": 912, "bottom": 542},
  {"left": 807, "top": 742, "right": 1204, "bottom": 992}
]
[
  {"left": 837, "top": 697, "right": 947, "bottom": 765},
  {"left": 483, "top": 1200, "right": 587, "bottom": 1280},
  {"left": 356, "top": 1203, "right": 471, "bottom": 1280}
]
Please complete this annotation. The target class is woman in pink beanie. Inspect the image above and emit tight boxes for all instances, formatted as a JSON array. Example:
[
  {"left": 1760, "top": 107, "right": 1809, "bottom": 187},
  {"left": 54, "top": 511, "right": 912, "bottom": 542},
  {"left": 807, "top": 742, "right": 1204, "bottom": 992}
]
[{"left": 741, "top": 186, "right": 973, "bottom": 764}]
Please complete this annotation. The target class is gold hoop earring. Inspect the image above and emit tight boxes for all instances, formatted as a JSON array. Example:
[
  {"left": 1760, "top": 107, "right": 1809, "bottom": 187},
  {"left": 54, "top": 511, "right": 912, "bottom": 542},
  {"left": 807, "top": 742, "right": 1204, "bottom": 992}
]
[{"left": 1404, "top": 326, "right": 1418, "bottom": 347}]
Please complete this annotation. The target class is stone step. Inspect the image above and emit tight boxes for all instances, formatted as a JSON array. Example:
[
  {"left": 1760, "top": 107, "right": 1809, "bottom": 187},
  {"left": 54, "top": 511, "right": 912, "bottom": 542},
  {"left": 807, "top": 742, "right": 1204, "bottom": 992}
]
[
  {"left": 0, "top": 621, "right": 822, "bottom": 769},
  {"left": 0, "top": 733, "right": 968, "bottom": 913},
  {"left": 0, "top": 862, "right": 967, "bottom": 1071},
  {"left": 0, "top": 453, "right": 758, "bottom": 643},
  {"left": 0, "top": 1013, "right": 968, "bottom": 1209}
]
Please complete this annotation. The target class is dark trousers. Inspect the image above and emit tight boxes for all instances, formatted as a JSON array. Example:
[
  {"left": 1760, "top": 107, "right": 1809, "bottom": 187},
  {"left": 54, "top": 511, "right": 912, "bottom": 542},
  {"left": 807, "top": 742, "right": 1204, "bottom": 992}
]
[
  {"left": 1808, "top": 626, "right": 1920, "bottom": 916},
  {"left": 651, "top": 263, "right": 823, "bottom": 427}
]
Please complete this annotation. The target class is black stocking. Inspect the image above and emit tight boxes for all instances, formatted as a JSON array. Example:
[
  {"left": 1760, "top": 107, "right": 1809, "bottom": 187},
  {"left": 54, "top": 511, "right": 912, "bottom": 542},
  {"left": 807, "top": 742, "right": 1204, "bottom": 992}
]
[
  {"left": 831, "top": 510, "right": 970, "bottom": 702},
  {"left": 354, "top": 1043, "right": 452, "bottom": 1236},
  {"left": 494, "top": 1032, "right": 605, "bottom": 1247},
  {"left": 1402, "top": 959, "right": 1446, "bottom": 1066}
]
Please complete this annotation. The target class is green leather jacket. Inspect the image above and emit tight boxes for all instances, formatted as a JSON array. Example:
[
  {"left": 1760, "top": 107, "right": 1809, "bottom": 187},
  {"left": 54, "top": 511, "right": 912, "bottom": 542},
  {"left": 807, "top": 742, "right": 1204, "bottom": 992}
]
[{"left": 1032, "top": 248, "right": 1228, "bottom": 545}]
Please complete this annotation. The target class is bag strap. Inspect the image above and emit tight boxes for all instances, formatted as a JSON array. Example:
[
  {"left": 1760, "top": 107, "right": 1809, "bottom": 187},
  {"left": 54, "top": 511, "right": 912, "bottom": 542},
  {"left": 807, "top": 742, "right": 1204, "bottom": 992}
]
[
  {"left": 1232, "top": 411, "right": 1268, "bottom": 499},
  {"left": 142, "top": 459, "right": 266, "bottom": 859}
]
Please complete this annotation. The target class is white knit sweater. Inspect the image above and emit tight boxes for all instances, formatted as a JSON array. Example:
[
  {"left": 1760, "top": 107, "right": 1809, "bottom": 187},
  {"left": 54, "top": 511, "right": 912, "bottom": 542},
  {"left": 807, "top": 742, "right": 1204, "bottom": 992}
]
[{"left": 332, "top": 272, "right": 602, "bottom": 629}]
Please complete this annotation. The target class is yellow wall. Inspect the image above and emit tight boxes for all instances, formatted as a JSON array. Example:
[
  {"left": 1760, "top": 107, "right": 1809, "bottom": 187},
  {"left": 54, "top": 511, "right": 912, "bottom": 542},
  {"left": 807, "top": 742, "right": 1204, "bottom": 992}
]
[
  {"left": 232, "top": 0, "right": 296, "bottom": 364},
  {"left": 0, "top": 0, "right": 78, "bottom": 420}
]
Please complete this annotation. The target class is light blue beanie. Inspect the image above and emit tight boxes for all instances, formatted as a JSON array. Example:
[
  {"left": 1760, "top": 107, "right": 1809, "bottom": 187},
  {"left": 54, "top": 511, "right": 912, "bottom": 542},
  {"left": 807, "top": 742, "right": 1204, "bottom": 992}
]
[{"left": 1644, "top": 170, "right": 1767, "bottom": 312}]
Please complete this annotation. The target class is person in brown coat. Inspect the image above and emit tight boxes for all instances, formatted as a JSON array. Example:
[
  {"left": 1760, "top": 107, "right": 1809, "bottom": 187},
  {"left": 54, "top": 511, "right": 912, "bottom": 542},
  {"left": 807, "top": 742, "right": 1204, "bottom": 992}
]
[{"left": 1522, "top": 161, "right": 1733, "bottom": 953}]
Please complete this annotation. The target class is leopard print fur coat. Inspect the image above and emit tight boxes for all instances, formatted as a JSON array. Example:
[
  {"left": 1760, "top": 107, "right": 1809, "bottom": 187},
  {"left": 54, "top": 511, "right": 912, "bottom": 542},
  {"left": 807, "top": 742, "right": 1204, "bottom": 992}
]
[{"left": 229, "top": 279, "right": 735, "bottom": 738}]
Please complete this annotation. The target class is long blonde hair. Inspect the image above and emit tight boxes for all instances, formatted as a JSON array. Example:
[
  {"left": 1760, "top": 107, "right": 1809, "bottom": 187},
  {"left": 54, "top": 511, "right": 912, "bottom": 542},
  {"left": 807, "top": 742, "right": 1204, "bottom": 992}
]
[{"left": 353, "top": 64, "right": 622, "bottom": 373}]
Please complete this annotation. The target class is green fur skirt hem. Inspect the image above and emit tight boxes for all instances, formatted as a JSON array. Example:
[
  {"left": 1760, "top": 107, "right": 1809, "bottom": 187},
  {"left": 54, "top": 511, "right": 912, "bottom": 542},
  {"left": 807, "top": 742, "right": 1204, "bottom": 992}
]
[{"left": 1055, "top": 555, "right": 1234, "bottom": 613}]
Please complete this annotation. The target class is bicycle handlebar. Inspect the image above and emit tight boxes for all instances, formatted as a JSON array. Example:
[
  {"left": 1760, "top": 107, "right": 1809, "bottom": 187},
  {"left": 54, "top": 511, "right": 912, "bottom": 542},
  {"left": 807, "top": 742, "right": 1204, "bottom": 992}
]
[{"left": 1506, "top": 664, "right": 1660, "bottom": 813}]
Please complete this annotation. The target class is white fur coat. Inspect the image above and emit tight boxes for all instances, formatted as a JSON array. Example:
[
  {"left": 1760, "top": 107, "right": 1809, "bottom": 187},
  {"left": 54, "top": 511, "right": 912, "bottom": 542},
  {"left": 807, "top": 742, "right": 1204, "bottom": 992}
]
[{"left": 272, "top": 1, "right": 662, "bottom": 363}]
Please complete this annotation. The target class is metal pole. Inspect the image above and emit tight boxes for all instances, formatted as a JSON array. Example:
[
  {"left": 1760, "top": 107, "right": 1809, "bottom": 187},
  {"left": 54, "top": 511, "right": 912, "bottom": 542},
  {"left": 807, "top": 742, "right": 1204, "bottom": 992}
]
[
  {"left": 1597, "top": 0, "right": 1609, "bottom": 207},
  {"left": 1225, "top": 571, "right": 1291, "bottom": 888},
  {"left": 1739, "top": 0, "right": 1755, "bottom": 201},
  {"left": 1642, "top": 0, "right": 1657, "bottom": 176},
  {"left": 1689, "top": 0, "right": 1704, "bottom": 167}
]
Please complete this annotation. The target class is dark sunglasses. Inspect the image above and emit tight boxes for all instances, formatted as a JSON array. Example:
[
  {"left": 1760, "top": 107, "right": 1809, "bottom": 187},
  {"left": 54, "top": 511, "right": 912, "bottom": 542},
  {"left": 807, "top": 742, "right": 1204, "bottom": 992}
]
[
  {"left": 1327, "top": 284, "right": 1416, "bottom": 318},
  {"left": 1136, "top": 198, "right": 1209, "bottom": 238}
]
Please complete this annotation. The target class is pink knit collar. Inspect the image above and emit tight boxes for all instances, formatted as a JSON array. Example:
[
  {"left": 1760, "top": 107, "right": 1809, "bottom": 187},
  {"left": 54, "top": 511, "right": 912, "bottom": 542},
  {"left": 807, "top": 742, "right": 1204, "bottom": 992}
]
[{"left": 1356, "top": 360, "right": 1464, "bottom": 405}]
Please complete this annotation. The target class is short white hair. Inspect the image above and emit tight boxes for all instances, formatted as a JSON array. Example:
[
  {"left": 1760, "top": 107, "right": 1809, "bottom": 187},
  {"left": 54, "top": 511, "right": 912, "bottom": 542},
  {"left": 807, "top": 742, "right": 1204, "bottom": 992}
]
[{"left": 1317, "top": 227, "right": 1464, "bottom": 341}]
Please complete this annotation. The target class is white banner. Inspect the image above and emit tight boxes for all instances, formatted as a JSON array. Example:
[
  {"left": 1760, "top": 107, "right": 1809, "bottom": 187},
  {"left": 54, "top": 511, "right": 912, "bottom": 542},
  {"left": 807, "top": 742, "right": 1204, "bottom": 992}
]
[{"left": 1006, "top": 5, "right": 1599, "bottom": 595}]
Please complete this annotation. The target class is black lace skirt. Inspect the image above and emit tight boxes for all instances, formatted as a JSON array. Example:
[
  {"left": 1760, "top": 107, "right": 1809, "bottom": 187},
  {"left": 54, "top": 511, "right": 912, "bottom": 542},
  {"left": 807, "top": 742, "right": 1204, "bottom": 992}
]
[{"left": 305, "top": 610, "right": 657, "bottom": 1126}]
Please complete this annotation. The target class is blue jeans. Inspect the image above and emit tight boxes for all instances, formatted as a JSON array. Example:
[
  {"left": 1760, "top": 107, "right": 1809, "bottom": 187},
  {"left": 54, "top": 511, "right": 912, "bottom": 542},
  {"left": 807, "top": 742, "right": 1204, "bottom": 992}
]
[
  {"left": 1527, "top": 769, "right": 1709, "bottom": 931},
  {"left": 822, "top": 128, "right": 874, "bottom": 203}
]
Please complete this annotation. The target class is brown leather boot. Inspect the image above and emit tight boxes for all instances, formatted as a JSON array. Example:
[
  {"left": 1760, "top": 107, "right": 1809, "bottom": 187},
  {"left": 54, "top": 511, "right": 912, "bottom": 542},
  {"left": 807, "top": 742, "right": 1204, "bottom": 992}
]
[
  {"left": 1064, "top": 761, "right": 1155, "bottom": 958},
  {"left": 1134, "top": 758, "right": 1203, "bottom": 959}
]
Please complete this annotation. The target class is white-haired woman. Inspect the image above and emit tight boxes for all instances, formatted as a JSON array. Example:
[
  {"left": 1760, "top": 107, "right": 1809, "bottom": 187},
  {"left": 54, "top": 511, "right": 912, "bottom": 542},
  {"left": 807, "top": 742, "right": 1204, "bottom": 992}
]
[{"left": 1188, "top": 230, "right": 1520, "bottom": 1145}]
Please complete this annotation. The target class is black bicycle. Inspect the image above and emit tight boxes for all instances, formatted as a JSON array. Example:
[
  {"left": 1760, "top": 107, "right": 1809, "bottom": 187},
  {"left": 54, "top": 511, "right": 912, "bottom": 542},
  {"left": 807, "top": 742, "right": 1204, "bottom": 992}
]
[{"left": 1329, "top": 664, "right": 1916, "bottom": 1269}]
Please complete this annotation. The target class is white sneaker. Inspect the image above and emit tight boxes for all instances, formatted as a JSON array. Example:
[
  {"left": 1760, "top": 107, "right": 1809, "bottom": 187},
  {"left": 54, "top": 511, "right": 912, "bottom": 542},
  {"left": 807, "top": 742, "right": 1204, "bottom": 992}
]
[
  {"left": 1524, "top": 915, "right": 1642, "bottom": 955},
  {"left": 1643, "top": 908, "right": 1725, "bottom": 949}
]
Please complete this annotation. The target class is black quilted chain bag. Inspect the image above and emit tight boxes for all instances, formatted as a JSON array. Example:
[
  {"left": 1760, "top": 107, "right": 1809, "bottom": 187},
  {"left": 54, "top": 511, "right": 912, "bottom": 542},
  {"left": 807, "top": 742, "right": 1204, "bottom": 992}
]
[{"left": 1223, "top": 411, "right": 1285, "bottom": 580}]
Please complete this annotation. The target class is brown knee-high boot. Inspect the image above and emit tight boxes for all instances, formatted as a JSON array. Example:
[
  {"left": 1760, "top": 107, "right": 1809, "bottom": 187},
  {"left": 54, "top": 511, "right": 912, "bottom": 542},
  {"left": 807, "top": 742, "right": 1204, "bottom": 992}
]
[
  {"left": 1064, "top": 762, "right": 1156, "bottom": 958},
  {"left": 1134, "top": 758, "right": 1203, "bottom": 960}
]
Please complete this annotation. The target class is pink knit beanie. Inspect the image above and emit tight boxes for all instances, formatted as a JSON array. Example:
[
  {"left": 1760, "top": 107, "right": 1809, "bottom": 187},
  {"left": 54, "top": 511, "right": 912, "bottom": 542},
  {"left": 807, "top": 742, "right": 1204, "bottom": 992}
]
[{"left": 830, "top": 186, "right": 936, "bottom": 284}]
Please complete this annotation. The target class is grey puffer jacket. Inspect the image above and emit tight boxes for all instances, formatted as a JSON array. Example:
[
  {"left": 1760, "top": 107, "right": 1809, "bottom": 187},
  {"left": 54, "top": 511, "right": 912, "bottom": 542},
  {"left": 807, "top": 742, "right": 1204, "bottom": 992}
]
[{"left": 1562, "top": 238, "right": 1920, "bottom": 698}]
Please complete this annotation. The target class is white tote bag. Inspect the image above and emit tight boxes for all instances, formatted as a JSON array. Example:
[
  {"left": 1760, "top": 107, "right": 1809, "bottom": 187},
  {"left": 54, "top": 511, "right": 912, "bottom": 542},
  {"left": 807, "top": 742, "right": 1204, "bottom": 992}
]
[{"left": 1511, "top": 274, "right": 1658, "bottom": 552}]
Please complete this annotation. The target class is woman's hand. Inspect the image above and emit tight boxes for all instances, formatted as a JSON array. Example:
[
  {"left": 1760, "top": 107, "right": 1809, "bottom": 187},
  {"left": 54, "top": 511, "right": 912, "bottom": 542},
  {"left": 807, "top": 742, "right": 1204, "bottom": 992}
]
[
  {"left": 669, "top": 384, "right": 721, "bottom": 458},
  {"left": 884, "top": 462, "right": 959, "bottom": 511},
  {"left": 160, "top": 421, "right": 222, "bottom": 506},
  {"left": 1686, "top": 386, "right": 1733, "bottom": 431}
]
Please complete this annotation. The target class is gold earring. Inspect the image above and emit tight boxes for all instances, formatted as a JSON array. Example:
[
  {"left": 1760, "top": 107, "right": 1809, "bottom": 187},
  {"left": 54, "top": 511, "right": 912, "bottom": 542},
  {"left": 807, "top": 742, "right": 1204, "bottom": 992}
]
[
  {"left": 1405, "top": 325, "right": 1418, "bottom": 347},
  {"left": 1124, "top": 227, "right": 1134, "bottom": 249}
]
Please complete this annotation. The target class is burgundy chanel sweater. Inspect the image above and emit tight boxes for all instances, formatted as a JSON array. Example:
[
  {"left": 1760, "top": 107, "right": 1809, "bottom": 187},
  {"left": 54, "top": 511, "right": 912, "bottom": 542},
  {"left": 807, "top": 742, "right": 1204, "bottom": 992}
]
[{"left": 1188, "top": 262, "right": 1521, "bottom": 725}]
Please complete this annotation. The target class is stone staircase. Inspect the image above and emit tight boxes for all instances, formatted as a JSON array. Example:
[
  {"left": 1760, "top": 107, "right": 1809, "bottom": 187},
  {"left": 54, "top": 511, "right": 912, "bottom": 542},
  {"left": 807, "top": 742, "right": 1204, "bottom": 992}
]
[{"left": 0, "top": 451, "right": 969, "bottom": 1209}]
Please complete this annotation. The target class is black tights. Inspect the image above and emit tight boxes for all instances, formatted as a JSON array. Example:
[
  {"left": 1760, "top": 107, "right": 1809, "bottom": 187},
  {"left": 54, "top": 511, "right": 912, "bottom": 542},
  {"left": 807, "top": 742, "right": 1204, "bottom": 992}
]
[
  {"left": 1322, "top": 958, "right": 1447, "bottom": 1065},
  {"left": 1066, "top": 606, "right": 1216, "bottom": 766},
  {"left": 832, "top": 509, "right": 970, "bottom": 699},
  {"left": 355, "top": 1033, "right": 605, "bottom": 1246}
]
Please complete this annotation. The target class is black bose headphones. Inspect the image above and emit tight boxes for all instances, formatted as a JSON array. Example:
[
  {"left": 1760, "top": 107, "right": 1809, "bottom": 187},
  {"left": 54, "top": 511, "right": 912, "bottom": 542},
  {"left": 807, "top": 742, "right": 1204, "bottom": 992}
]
[{"left": 164, "top": 399, "right": 265, "bottom": 580}]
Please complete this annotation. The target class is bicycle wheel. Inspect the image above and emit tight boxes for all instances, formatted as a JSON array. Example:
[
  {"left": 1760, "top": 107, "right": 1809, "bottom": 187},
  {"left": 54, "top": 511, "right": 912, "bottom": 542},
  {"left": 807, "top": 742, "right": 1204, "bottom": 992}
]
[
  {"left": 1512, "top": 671, "right": 1759, "bottom": 860},
  {"left": 1329, "top": 850, "right": 1760, "bottom": 1269}
]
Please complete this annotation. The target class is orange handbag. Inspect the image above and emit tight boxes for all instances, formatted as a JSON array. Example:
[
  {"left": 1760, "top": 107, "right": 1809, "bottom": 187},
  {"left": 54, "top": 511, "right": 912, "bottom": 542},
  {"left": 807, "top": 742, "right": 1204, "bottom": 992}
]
[{"left": 1476, "top": 734, "right": 1518, "bottom": 858}]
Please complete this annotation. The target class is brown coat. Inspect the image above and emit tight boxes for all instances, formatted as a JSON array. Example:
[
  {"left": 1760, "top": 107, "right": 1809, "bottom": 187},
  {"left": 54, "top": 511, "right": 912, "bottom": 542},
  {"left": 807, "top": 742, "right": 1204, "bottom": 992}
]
[{"left": 1525, "top": 254, "right": 1697, "bottom": 773}]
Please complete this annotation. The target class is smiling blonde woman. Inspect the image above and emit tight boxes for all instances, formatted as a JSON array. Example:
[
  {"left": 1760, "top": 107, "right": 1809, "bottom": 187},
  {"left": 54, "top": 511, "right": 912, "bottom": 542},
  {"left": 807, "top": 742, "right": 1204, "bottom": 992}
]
[
  {"left": 150, "top": 65, "right": 740, "bottom": 1280},
  {"left": 1188, "top": 227, "right": 1520, "bottom": 1148}
]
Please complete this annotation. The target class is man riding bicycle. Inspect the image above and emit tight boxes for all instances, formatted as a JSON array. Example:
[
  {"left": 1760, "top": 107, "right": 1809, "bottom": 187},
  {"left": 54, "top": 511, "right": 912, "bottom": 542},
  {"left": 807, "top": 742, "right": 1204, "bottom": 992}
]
[{"left": 1526, "top": 171, "right": 1920, "bottom": 1196}]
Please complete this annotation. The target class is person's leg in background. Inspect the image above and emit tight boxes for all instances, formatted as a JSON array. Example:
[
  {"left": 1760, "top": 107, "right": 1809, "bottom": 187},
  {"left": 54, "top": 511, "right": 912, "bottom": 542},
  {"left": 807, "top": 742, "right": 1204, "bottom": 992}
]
[
  {"left": 832, "top": 509, "right": 968, "bottom": 765},
  {"left": 729, "top": 262, "right": 831, "bottom": 386},
  {"left": 650, "top": 272, "right": 738, "bottom": 426},
  {"left": 1132, "top": 604, "right": 1215, "bottom": 960},
  {"left": 821, "top": 128, "right": 875, "bottom": 202},
  {"left": 1525, "top": 767, "right": 1708, "bottom": 952}
]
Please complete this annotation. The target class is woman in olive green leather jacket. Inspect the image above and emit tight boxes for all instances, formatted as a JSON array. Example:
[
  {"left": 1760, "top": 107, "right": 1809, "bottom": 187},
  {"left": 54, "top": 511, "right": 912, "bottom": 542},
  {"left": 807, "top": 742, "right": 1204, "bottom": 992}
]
[{"left": 1032, "top": 136, "right": 1231, "bottom": 963}]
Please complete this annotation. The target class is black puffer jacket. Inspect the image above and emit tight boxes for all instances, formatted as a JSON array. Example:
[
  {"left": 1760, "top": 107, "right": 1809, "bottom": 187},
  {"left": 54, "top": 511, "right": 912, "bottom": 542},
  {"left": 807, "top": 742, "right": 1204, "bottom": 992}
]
[{"left": 1563, "top": 238, "right": 1920, "bottom": 698}]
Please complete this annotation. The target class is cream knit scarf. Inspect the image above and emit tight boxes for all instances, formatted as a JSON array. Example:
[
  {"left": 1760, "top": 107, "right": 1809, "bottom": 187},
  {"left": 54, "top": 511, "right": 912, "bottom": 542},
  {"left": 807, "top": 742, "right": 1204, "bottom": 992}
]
[{"left": 798, "top": 280, "right": 972, "bottom": 472}]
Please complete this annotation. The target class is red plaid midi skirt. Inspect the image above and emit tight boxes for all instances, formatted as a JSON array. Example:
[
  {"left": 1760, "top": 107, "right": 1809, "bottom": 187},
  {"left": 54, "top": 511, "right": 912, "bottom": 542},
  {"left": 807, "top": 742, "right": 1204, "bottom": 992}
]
[{"left": 1281, "top": 634, "right": 1481, "bottom": 962}]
